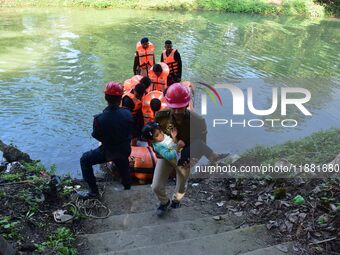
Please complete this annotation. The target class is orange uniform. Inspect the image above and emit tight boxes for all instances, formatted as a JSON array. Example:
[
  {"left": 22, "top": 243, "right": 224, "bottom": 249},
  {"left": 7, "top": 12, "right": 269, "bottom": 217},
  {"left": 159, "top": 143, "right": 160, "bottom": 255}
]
[
  {"left": 142, "top": 90, "right": 167, "bottom": 124},
  {"left": 148, "top": 62, "right": 170, "bottom": 93},
  {"left": 135, "top": 42, "right": 155, "bottom": 77},
  {"left": 123, "top": 75, "right": 143, "bottom": 94}
]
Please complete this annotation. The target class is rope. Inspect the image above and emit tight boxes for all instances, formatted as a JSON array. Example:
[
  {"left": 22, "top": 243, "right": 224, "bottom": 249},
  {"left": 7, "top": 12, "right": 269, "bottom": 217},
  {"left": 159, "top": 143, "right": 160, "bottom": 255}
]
[
  {"left": 74, "top": 196, "right": 111, "bottom": 219},
  {"left": 69, "top": 180, "right": 111, "bottom": 219}
]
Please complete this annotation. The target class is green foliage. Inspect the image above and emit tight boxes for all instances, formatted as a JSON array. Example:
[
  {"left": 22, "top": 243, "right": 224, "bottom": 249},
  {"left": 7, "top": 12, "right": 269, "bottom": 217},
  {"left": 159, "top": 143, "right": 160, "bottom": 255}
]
[
  {"left": 23, "top": 161, "right": 57, "bottom": 176},
  {"left": 238, "top": 129, "right": 340, "bottom": 166},
  {"left": 0, "top": 0, "right": 328, "bottom": 17},
  {"left": 23, "top": 162, "right": 46, "bottom": 175},
  {"left": 48, "top": 164, "right": 57, "bottom": 175},
  {"left": 315, "top": 0, "right": 339, "bottom": 16},
  {"left": 61, "top": 175, "right": 73, "bottom": 186},
  {"left": 17, "top": 189, "right": 41, "bottom": 213},
  {"left": 61, "top": 175, "right": 74, "bottom": 197},
  {"left": 0, "top": 172, "right": 24, "bottom": 182},
  {"left": 28, "top": 175, "right": 50, "bottom": 191},
  {"left": 0, "top": 216, "right": 20, "bottom": 240},
  {"left": 35, "top": 227, "right": 77, "bottom": 255}
]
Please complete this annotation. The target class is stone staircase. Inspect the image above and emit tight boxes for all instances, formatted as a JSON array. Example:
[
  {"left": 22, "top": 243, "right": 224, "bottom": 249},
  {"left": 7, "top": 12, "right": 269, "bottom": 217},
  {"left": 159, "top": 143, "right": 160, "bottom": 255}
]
[{"left": 78, "top": 184, "right": 294, "bottom": 255}]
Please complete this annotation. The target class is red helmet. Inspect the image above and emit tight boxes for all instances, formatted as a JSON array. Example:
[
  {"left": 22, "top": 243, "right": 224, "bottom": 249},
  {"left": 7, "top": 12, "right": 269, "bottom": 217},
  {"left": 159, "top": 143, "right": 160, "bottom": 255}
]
[
  {"left": 165, "top": 83, "right": 191, "bottom": 108},
  {"left": 104, "top": 81, "right": 123, "bottom": 96}
]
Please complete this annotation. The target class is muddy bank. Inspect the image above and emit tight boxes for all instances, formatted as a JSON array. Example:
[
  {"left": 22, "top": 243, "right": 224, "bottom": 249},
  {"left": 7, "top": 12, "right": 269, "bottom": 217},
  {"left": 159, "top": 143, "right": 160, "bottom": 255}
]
[{"left": 0, "top": 140, "right": 82, "bottom": 254}]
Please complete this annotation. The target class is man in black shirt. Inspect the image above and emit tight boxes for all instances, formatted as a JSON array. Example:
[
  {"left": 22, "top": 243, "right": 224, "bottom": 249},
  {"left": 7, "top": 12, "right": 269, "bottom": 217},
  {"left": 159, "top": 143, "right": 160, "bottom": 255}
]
[
  {"left": 78, "top": 82, "right": 133, "bottom": 199},
  {"left": 160, "top": 40, "right": 182, "bottom": 86}
]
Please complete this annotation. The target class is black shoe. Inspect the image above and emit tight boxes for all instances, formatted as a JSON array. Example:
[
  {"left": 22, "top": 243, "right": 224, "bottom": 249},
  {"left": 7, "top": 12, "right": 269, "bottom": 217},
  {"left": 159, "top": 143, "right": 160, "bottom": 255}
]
[
  {"left": 76, "top": 190, "right": 99, "bottom": 199},
  {"left": 170, "top": 200, "right": 181, "bottom": 209},
  {"left": 156, "top": 200, "right": 170, "bottom": 217},
  {"left": 124, "top": 184, "right": 131, "bottom": 190}
]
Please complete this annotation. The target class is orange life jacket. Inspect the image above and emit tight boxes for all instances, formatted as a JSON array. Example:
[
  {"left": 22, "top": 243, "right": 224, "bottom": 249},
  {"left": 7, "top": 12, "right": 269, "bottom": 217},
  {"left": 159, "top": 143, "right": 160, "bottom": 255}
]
[
  {"left": 130, "top": 146, "right": 157, "bottom": 181},
  {"left": 148, "top": 62, "right": 170, "bottom": 93},
  {"left": 136, "top": 42, "right": 155, "bottom": 76},
  {"left": 123, "top": 90, "right": 142, "bottom": 116},
  {"left": 123, "top": 75, "right": 143, "bottom": 94},
  {"left": 162, "top": 49, "right": 179, "bottom": 75},
  {"left": 142, "top": 90, "right": 168, "bottom": 124}
]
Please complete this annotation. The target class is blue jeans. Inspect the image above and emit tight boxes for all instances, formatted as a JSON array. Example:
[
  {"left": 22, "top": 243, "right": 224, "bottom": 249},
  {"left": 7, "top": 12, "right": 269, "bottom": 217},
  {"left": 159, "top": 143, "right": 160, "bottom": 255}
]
[{"left": 80, "top": 146, "right": 131, "bottom": 192}]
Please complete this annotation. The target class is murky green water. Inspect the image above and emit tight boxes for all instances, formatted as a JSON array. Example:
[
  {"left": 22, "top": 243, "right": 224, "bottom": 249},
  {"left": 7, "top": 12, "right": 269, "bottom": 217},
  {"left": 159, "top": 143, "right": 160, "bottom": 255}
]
[{"left": 0, "top": 8, "right": 339, "bottom": 175}]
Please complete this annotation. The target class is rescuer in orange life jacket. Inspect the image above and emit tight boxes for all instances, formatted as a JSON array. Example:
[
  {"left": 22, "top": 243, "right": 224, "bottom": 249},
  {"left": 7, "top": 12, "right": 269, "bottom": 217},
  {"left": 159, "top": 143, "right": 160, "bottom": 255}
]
[
  {"left": 142, "top": 90, "right": 167, "bottom": 125},
  {"left": 124, "top": 75, "right": 152, "bottom": 94},
  {"left": 148, "top": 62, "right": 170, "bottom": 93},
  {"left": 160, "top": 40, "right": 182, "bottom": 86},
  {"left": 122, "top": 83, "right": 146, "bottom": 145},
  {"left": 133, "top": 37, "right": 155, "bottom": 77}
]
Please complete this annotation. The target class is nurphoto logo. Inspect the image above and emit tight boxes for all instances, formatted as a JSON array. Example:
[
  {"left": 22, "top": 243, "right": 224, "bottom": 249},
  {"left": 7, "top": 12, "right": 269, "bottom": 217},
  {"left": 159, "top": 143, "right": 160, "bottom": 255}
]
[{"left": 198, "top": 83, "right": 312, "bottom": 128}]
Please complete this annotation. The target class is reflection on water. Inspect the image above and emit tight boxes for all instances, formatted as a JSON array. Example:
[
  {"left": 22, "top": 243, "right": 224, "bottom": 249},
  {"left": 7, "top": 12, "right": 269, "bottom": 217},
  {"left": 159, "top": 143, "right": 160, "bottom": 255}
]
[{"left": 0, "top": 8, "right": 339, "bottom": 175}]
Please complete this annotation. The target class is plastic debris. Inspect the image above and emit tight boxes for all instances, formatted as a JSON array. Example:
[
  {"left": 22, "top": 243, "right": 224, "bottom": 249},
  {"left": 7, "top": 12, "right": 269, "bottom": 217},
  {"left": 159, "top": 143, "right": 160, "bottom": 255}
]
[
  {"left": 216, "top": 201, "right": 225, "bottom": 207},
  {"left": 292, "top": 195, "right": 305, "bottom": 205},
  {"left": 53, "top": 209, "right": 74, "bottom": 223}
]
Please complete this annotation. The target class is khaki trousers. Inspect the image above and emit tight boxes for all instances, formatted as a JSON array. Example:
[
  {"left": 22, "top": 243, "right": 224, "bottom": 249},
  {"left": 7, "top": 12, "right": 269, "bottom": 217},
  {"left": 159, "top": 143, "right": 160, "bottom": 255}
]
[{"left": 151, "top": 159, "right": 191, "bottom": 205}]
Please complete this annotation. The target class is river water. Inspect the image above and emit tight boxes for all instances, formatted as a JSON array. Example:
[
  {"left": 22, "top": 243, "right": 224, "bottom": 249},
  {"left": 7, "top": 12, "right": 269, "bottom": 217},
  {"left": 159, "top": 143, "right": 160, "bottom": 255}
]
[{"left": 0, "top": 8, "right": 339, "bottom": 176}]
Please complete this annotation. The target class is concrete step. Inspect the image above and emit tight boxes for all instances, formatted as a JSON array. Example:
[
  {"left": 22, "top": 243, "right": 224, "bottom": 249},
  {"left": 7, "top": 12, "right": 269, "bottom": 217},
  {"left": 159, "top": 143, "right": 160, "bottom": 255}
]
[
  {"left": 83, "top": 206, "right": 211, "bottom": 234},
  {"left": 101, "top": 224, "right": 272, "bottom": 255},
  {"left": 241, "top": 242, "right": 294, "bottom": 255},
  {"left": 100, "top": 184, "right": 194, "bottom": 215},
  {"left": 81, "top": 214, "right": 236, "bottom": 254}
]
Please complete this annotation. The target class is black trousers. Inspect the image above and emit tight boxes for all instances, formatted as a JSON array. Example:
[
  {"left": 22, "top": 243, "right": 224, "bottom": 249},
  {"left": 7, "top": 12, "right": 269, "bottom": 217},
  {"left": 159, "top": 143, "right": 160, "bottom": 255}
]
[{"left": 80, "top": 147, "right": 131, "bottom": 191}]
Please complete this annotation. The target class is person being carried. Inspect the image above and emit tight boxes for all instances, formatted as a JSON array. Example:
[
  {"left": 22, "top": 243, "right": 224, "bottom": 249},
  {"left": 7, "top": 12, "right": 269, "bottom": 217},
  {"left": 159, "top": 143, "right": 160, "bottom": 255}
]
[{"left": 141, "top": 122, "right": 185, "bottom": 166}]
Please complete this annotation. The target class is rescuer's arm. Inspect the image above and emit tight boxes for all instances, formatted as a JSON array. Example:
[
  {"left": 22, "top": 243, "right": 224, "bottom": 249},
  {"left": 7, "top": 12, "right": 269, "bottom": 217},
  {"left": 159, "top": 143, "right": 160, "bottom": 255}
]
[
  {"left": 174, "top": 51, "right": 182, "bottom": 79},
  {"left": 133, "top": 52, "right": 139, "bottom": 75},
  {"left": 91, "top": 116, "right": 103, "bottom": 142}
]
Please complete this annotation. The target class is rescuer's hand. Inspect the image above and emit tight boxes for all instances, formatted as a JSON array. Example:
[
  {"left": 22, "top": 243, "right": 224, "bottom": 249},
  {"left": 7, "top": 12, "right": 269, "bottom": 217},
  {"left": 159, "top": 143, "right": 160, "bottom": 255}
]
[{"left": 171, "top": 128, "right": 178, "bottom": 139}]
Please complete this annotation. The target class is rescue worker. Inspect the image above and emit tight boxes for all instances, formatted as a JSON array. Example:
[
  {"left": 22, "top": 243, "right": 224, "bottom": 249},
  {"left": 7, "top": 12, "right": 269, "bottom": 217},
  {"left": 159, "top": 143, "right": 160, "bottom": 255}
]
[
  {"left": 133, "top": 37, "right": 155, "bottom": 77},
  {"left": 148, "top": 62, "right": 170, "bottom": 93},
  {"left": 142, "top": 90, "right": 167, "bottom": 125},
  {"left": 123, "top": 75, "right": 152, "bottom": 94},
  {"left": 161, "top": 40, "right": 182, "bottom": 86},
  {"left": 122, "top": 83, "right": 146, "bottom": 145},
  {"left": 152, "top": 83, "right": 226, "bottom": 216},
  {"left": 78, "top": 82, "right": 133, "bottom": 199}
]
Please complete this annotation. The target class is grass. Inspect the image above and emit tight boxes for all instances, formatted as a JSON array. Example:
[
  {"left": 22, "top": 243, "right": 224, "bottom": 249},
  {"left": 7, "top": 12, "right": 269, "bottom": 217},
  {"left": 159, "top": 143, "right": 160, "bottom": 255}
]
[
  {"left": 235, "top": 128, "right": 340, "bottom": 166},
  {"left": 0, "top": 216, "right": 20, "bottom": 240},
  {"left": 35, "top": 227, "right": 77, "bottom": 255},
  {"left": 0, "top": 0, "right": 330, "bottom": 17},
  {"left": 0, "top": 172, "right": 24, "bottom": 182}
]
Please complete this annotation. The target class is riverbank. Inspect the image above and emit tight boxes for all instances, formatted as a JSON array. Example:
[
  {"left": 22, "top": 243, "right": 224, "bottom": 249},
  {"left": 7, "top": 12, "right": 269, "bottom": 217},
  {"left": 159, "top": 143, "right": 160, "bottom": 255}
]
[
  {"left": 1, "top": 0, "right": 337, "bottom": 17},
  {"left": 1, "top": 129, "right": 339, "bottom": 254}
]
